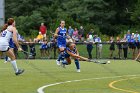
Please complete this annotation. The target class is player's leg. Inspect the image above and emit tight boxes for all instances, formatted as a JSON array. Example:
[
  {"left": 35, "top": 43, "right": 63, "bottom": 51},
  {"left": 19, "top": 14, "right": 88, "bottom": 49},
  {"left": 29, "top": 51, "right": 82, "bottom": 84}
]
[
  {"left": 56, "top": 47, "right": 65, "bottom": 65},
  {"left": 6, "top": 49, "right": 24, "bottom": 75},
  {"left": 74, "top": 59, "right": 80, "bottom": 72}
]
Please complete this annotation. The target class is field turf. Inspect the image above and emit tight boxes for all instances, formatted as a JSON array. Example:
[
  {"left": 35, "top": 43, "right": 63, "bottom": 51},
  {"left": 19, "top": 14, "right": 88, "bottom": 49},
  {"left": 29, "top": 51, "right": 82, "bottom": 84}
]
[{"left": 0, "top": 59, "right": 140, "bottom": 93}]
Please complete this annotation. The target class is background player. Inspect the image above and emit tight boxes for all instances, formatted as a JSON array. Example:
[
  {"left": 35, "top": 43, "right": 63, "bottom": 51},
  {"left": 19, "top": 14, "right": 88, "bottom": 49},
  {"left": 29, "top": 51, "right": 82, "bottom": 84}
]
[
  {"left": 62, "top": 42, "right": 89, "bottom": 72},
  {"left": 54, "top": 20, "right": 67, "bottom": 66}
]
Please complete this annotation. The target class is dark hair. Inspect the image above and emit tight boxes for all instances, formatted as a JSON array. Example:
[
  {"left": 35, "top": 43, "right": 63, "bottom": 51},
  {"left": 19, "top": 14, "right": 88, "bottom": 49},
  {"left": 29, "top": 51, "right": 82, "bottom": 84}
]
[
  {"left": 7, "top": 18, "right": 14, "bottom": 25},
  {"left": 66, "top": 42, "right": 72, "bottom": 47}
]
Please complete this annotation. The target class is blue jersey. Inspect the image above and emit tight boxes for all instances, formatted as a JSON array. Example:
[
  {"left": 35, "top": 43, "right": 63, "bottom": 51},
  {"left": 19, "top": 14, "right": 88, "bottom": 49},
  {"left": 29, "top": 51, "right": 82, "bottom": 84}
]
[
  {"left": 57, "top": 27, "right": 67, "bottom": 48},
  {"left": 64, "top": 47, "right": 77, "bottom": 58},
  {"left": 126, "top": 34, "right": 131, "bottom": 42},
  {"left": 40, "top": 42, "right": 47, "bottom": 49}
]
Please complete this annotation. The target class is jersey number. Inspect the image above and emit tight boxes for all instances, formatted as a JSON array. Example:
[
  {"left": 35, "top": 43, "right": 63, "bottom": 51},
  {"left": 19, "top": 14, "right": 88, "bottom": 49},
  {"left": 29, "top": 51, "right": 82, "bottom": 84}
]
[{"left": 1, "top": 31, "right": 7, "bottom": 37}]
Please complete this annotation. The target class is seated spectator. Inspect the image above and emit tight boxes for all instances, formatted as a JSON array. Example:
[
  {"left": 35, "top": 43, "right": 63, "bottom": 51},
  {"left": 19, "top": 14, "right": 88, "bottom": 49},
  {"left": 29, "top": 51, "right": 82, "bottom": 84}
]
[
  {"left": 40, "top": 40, "right": 48, "bottom": 58},
  {"left": 34, "top": 32, "right": 43, "bottom": 42}
]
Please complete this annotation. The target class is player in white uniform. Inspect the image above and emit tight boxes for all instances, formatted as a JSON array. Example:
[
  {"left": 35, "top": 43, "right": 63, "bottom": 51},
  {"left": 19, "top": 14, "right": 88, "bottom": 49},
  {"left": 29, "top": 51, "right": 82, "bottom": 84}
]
[{"left": 0, "top": 18, "right": 24, "bottom": 75}]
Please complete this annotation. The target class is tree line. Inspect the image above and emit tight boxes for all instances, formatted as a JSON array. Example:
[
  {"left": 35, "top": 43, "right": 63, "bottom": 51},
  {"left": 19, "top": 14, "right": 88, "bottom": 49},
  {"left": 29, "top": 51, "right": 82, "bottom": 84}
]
[{"left": 5, "top": 0, "right": 140, "bottom": 37}]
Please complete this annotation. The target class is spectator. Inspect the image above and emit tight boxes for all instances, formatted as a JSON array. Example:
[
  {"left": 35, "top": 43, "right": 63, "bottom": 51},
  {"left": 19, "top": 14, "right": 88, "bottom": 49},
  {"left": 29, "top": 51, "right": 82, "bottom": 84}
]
[
  {"left": 68, "top": 26, "right": 74, "bottom": 38},
  {"left": 126, "top": 30, "right": 131, "bottom": 42},
  {"left": 18, "top": 34, "right": 28, "bottom": 59},
  {"left": 122, "top": 37, "right": 128, "bottom": 59},
  {"left": 40, "top": 40, "right": 48, "bottom": 58},
  {"left": 134, "top": 31, "right": 139, "bottom": 39},
  {"left": 51, "top": 37, "right": 57, "bottom": 59},
  {"left": 130, "top": 33, "right": 136, "bottom": 59},
  {"left": 34, "top": 32, "right": 43, "bottom": 42},
  {"left": 94, "top": 35, "right": 102, "bottom": 59},
  {"left": 79, "top": 26, "right": 84, "bottom": 41},
  {"left": 135, "top": 37, "right": 140, "bottom": 54},
  {"left": 39, "top": 23, "right": 47, "bottom": 40},
  {"left": 72, "top": 28, "right": 79, "bottom": 42},
  {"left": 28, "top": 39, "right": 36, "bottom": 59},
  {"left": 108, "top": 37, "right": 115, "bottom": 59},
  {"left": 84, "top": 34, "right": 94, "bottom": 59},
  {"left": 116, "top": 37, "right": 122, "bottom": 59}
]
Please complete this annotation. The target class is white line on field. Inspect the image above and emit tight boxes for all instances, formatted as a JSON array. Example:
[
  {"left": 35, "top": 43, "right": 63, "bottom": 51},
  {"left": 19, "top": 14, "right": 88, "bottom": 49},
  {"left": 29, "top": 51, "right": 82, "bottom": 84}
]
[{"left": 37, "top": 74, "right": 140, "bottom": 93}]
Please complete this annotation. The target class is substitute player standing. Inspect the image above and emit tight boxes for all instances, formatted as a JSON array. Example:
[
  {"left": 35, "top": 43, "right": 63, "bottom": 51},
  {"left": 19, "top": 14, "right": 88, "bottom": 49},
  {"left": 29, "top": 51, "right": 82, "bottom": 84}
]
[
  {"left": 0, "top": 18, "right": 24, "bottom": 75},
  {"left": 54, "top": 20, "right": 67, "bottom": 66}
]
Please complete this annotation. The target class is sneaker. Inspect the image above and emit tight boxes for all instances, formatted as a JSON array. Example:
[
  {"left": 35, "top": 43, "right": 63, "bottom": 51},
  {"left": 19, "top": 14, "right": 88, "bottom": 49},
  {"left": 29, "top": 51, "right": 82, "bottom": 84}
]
[
  {"left": 15, "top": 69, "right": 24, "bottom": 76},
  {"left": 4, "top": 61, "right": 8, "bottom": 63},
  {"left": 77, "top": 69, "right": 81, "bottom": 73},
  {"left": 56, "top": 60, "right": 61, "bottom": 66},
  {"left": 61, "top": 62, "right": 66, "bottom": 68}
]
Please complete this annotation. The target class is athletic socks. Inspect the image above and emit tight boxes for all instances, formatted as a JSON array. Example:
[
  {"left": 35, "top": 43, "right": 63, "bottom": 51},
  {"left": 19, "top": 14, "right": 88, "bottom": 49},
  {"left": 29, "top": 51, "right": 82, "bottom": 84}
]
[
  {"left": 74, "top": 59, "right": 80, "bottom": 70},
  {"left": 57, "top": 51, "right": 65, "bottom": 61},
  {"left": 5, "top": 56, "right": 8, "bottom": 61},
  {"left": 11, "top": 60, "right": 18, "bottom": 73}
]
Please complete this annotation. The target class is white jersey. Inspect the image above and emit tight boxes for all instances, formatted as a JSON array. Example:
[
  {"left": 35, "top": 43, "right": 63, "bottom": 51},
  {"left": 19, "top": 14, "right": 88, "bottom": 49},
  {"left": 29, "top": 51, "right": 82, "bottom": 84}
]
[{"left": 0, "top": 26, "right": 13, "bottom": 51}]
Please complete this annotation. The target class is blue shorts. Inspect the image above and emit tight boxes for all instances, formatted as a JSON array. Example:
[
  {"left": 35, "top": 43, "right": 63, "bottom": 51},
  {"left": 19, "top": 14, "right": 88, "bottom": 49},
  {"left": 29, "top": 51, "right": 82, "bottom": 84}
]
[
  {"left": 57, "top": 41, "right": 66, "bottom": 48},
  {"left": 9, "top": 39, "right": 15, "bottom": 48}
]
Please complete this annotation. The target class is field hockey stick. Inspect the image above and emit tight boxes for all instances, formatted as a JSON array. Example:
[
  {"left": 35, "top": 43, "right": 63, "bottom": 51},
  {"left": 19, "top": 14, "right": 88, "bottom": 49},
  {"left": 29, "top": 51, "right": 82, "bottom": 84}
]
[
  {"left": 78, "top": 55, "right": 109, "bottom": 64},
  {"left": 21, "top": 50, "right": 35, "bottom": 57}
]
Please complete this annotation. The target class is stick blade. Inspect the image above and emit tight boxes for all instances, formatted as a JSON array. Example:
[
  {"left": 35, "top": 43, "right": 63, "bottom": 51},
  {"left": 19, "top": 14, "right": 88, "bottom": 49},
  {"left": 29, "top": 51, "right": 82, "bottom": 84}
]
[{"left": 89, "top": 60, "right": 108, "bottom": 64}]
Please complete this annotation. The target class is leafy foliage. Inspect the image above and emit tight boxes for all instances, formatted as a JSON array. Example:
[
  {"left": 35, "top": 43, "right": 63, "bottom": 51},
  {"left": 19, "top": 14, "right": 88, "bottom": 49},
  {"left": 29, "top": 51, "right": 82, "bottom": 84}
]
[{"left": 5, "top": 0, "right": 139, "bottom": 37}]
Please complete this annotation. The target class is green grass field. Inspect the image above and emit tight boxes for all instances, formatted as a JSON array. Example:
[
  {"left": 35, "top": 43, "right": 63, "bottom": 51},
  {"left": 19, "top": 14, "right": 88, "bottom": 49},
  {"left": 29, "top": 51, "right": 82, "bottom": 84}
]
[{"left": 0, "top": 59, "right": 140, "bottom": 93}]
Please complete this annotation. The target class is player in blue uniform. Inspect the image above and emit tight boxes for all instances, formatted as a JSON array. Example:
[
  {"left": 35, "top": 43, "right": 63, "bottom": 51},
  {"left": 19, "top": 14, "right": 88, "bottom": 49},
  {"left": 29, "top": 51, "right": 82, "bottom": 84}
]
[
  {"left": 62, "top": 42, "right": 81, "bottom": 72},
  {"left": 54, "top": 20, "right": 67, "bottom": 66}
]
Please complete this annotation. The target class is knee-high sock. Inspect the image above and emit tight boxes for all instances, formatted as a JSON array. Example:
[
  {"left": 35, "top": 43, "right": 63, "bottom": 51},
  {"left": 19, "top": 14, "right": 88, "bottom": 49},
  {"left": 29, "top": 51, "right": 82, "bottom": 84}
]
[
  {"left": 11, "top": 60, "right": 18, "bottom": 73},
  {"left": 74, "top": 59, "right": 80, "bottom": 69},
  {"left": 5, "top": 56, "right": 8, "bottom": 61},
  {"left": 57, "top": 51, "right": 65, "bottom": 61}
]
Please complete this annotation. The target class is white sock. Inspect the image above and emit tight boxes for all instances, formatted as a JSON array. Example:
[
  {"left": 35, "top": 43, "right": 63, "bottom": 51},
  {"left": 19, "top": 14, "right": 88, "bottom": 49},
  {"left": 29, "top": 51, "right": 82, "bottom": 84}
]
[
  {"left": 8, "top": 57, "right": 11, "bottom": 61},
  {"left": 11, "top": 60, "right": 18, "bottom": 73}
]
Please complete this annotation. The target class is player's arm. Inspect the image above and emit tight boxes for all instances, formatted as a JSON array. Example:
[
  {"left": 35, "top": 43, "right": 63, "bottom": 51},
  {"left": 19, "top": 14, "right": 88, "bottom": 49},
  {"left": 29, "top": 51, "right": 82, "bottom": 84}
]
[
  {"left": 66, "top": 50, "right": 79, "bottom": 58},
  {"left": 54, "top": 28, "right": 59, "bottom": 38},
  {"left": 12, "top": 27, "right": 22, "bottom": 51}
]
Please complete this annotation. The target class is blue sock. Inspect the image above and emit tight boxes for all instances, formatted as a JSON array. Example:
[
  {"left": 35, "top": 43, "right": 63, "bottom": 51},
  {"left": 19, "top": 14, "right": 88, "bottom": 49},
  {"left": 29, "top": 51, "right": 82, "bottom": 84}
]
[
  {"left": 5, "top": 56, "right": 8, "bottom": 61},
  {"left": 74, "top": 59, "right": 80, "bottom": 69},
  {"left": 57, "top": 53, "right": 62, "bottom": 61}
]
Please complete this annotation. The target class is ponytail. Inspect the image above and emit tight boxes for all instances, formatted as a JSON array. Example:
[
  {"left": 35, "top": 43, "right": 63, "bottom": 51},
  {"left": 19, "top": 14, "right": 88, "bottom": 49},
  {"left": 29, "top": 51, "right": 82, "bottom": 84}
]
[{"left": 1, "top": 24, "right": 8, "bottom": 31}]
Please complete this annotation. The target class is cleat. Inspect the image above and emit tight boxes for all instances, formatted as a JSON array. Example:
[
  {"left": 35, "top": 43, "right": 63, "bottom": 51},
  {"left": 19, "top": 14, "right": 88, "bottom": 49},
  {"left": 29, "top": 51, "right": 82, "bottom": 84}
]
[
  {"left": 4, "top": 61, "right": 8, "bottom": 63},
  {"left": 15, "top": 69, "right": 24, "bottom": 76},
  {"left": 61, "top": 62, "right": 66, "bottom": 68},
  {"left": 56, "top": 60, "right": 61, "bottom": 66},
  {"left": 77, "top": 69, "right": 81, "bottom": 73}
]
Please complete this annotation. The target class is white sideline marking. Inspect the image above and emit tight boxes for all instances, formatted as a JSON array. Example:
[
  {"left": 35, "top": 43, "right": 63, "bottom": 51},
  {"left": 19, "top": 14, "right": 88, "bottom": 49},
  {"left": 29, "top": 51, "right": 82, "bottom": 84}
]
[{"left": 37, "top": 74, "right": 140, "bottom": 93}]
